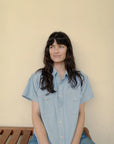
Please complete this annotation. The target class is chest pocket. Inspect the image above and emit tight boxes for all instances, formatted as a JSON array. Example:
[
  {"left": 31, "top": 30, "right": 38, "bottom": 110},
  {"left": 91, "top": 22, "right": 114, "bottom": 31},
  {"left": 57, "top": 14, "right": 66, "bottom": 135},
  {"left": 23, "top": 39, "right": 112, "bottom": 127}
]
[
  {"left": 65, "top": 84, "right": 81, "bottom": 115},
  {"left": 72, "top": 94, "right": 80, "bottom": 114},
  {"left": 68, "top": 90, "right": 80, "bottom": 116},
  {"left": 38, "top": 89, "right": 57, "bottom": 117}
]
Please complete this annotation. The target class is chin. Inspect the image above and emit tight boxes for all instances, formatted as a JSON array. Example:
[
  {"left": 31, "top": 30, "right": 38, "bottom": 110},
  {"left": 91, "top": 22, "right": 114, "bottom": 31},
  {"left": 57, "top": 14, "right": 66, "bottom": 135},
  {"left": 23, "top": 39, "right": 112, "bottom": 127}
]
[
  {"left": 52, "top": 60, "right": 65, "bottom": 63},
  {"left": 51, "top": 58, "right": 65, "bottom": 63}
]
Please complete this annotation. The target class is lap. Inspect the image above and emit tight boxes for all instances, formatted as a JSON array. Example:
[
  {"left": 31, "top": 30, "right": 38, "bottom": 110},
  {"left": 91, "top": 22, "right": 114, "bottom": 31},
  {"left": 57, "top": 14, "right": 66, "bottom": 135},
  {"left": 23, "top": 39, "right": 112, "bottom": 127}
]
[
  {"left": 28, "top": 132, "right": 95, "bottom": 144},
  {"left": 80, "top": 132, "right": 95, "bottom": 144},
  {"left": 80, "top": 137, "right": 95, "bottom": 144},
  {"left": 28, "top": 133, "right": 38, "bottom": 144}
]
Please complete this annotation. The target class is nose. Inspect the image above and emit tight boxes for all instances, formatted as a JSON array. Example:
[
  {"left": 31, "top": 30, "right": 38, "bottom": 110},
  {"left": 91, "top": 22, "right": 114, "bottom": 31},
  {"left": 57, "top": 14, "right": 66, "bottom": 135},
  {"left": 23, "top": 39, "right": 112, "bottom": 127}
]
[{"left": 54, "top": 46, "right": 59, "bottom": 53}]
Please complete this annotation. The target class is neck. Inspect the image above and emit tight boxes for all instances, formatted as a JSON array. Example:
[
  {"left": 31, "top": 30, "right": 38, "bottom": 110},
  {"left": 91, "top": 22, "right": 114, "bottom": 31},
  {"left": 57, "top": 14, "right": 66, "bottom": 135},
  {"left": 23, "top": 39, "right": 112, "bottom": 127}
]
[{"left": 53, "top": 62, "right": 66, "bottom": 74}]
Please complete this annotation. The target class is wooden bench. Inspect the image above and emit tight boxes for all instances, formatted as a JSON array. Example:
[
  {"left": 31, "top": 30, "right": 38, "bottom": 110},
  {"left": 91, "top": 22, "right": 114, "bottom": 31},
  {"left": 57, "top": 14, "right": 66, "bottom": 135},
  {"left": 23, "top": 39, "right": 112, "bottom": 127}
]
[
  {"left": 0, "top": 127, "right": 33, "bottom": 144},
  {"left": 0, "top": 127, "right": 92, "bottom": 144}
]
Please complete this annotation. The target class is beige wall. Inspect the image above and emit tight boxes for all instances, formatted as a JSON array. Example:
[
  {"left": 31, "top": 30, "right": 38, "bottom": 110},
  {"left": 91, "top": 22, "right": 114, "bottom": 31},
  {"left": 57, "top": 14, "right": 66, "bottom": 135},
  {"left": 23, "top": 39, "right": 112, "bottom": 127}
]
[{"left": 0, "top": 0, "right": 114, "bottom": 143}]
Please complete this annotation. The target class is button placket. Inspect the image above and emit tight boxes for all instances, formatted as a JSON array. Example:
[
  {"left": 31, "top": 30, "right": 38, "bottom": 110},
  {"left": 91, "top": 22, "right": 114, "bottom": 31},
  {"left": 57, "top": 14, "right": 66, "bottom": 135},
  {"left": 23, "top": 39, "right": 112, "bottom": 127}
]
[
  {"left": 58, "top": 101, "right": 64, "bottom": 144},
  {"left": 54, "top": 72, "right": 65, "bottom": 144}
]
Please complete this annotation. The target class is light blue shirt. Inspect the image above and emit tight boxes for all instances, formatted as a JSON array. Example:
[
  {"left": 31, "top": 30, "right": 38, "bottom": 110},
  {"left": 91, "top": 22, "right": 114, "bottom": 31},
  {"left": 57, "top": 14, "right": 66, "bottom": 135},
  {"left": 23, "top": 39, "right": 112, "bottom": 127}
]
[{"left": 22, "top": 67, "right": 94, "bottom": 144}]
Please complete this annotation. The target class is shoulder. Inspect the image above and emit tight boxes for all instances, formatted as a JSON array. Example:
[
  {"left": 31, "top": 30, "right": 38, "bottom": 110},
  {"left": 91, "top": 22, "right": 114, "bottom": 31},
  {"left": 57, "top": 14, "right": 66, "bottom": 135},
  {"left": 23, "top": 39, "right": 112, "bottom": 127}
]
[
  {"left": 29, "top": 69, "right": 42, "bottom": 83},
  {"left": 75, "top": 70, "right": 89, "bottom": 88},
  {"left": 76, "top": 69, "right": 88, "bottom": 80},
  {"left": 79, "top": 70, "right": 88, "bottom": 79}
]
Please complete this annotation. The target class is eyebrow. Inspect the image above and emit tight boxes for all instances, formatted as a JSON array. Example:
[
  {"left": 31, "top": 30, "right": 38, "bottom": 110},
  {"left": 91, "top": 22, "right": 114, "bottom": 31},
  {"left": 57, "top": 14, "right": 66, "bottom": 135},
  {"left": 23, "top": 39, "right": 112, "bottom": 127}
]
[{"left": 50, "top": 44, "right": 64, "bottom": 46}]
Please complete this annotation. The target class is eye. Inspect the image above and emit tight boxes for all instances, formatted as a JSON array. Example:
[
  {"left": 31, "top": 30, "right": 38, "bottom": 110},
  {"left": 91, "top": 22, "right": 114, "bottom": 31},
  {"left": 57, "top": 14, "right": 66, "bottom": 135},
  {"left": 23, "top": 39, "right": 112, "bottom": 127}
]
[
  {"left": 49, "top": 46, "right": 54, "bottom": 48},
  {"left": 59, "top": 45, "right": 64, "bottom": 48}
]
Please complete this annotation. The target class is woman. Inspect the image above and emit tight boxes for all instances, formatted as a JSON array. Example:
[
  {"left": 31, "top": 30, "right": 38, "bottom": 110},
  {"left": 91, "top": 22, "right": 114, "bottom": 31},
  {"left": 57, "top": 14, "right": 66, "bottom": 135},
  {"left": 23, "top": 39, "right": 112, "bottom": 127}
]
[{"left": 22, "top": 31, "right": 95, "bottom": 144}]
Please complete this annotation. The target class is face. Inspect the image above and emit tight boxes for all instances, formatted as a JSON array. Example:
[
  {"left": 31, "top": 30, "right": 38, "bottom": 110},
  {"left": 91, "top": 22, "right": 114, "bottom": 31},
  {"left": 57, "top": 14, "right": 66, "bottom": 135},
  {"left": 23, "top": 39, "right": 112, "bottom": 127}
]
[{"left": 49, "top": 40, "right": 67, "bottom": 64}]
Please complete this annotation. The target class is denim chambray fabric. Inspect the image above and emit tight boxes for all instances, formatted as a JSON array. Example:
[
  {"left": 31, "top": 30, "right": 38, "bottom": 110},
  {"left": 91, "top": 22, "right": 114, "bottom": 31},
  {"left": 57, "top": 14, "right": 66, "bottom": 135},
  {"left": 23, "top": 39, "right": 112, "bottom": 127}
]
[
  {"left": 28, "top": 131, "right": 95, "bottom": 144},
  {"left": 22, "top": 67, "right": 94, "bottom": 144}
]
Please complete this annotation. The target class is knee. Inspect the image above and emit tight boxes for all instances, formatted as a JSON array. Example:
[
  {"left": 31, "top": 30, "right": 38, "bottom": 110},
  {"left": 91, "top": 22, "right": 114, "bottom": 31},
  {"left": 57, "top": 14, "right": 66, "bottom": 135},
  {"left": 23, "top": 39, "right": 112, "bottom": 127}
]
[{"left": 80, "top": 137, "right": 95, "bottom": 144}]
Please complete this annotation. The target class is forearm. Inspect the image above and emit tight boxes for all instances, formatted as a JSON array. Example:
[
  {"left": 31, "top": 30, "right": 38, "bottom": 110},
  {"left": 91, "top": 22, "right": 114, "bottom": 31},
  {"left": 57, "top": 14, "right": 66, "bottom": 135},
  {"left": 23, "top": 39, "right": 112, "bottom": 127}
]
[
  {"left": 71, "top": 111, "right": 85, "bottom": 144},
  {"left": 32, "top": 114, "right": 49, "bottom": 144}
]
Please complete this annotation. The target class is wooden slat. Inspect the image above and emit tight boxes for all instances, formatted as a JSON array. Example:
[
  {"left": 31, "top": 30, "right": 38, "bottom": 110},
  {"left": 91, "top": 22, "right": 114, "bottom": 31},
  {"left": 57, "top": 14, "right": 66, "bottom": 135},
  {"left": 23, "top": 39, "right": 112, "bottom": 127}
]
[
  {"left": 0, "top": 127, "right": 33, "bottom": 133},
  {"left": 0, "top": 129, "right": 11, "bottom": 144},
  {"left": 8, "top": 130, "right": 21, "bottom": 144},
  {"left": 0, "top": 129, "right": 3, "bottom": 134},
  {"left": 20, "top": 130, "right": 31, "bottom": 144}
]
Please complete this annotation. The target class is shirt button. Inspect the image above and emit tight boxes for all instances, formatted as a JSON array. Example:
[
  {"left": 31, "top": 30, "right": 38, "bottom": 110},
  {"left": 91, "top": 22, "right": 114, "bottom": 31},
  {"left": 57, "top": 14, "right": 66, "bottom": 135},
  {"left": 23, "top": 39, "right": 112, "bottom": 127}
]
[
  {"left": 60, "top": 136, "right": 63, "bottom": 138},
  {"left": 59, "top": 107, "right": 62, "bottom": 110},
  {"left": 59, "top": 94, "right": 62, "bottom": 97},
  {"left": 58, "top": 120, "right": 62, "bottom": 123}
]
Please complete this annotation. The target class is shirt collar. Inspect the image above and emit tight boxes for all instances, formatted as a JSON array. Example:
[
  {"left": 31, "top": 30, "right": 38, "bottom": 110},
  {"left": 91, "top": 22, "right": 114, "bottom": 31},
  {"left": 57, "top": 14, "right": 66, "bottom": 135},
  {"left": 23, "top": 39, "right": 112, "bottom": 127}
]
[{"left": 52, "top": 67, "right": 68, "bottom": 78}]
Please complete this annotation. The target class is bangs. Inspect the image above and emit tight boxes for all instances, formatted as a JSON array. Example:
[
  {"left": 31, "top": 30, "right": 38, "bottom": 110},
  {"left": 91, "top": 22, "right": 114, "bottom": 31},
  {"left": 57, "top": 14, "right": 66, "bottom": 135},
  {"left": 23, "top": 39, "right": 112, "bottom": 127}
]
[{"left": 47, "top": 36, "right": 69, "bottom": 47}]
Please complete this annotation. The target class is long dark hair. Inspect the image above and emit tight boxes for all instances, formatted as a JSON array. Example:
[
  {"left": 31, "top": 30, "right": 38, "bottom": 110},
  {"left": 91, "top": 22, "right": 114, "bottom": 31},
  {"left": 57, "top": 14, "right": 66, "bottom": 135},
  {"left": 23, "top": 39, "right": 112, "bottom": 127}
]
[{"left": 36, "top": 31, "right": 85, "bottom": 95}]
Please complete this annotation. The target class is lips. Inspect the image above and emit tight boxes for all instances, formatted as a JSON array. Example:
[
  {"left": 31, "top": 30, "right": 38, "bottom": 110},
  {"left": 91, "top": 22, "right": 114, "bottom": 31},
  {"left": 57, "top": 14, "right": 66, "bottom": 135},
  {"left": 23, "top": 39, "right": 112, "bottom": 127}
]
[{"left": 53, "top": 55, "right": 60, "bottom": 58}]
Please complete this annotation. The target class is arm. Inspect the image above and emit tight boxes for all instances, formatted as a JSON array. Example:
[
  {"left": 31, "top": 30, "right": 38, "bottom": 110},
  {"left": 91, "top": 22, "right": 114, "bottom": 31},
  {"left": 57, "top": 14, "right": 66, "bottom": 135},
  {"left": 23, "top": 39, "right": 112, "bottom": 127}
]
[
  {"left": 71, "top": 103, "right": 85, "bottom": 144},
  {"left": 32, "top": 101, "right": 49, "bottom": 144}
]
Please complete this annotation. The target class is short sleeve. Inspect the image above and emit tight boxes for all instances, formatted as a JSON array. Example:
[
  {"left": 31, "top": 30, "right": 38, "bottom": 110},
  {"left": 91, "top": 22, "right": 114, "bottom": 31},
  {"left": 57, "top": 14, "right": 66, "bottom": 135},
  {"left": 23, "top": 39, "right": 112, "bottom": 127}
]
[
  {"left": 80, "top": 74, "right": 94, "bottom": 104},
  {"left": 22, "top": 72, "right": 39, "bottom": 102}
]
